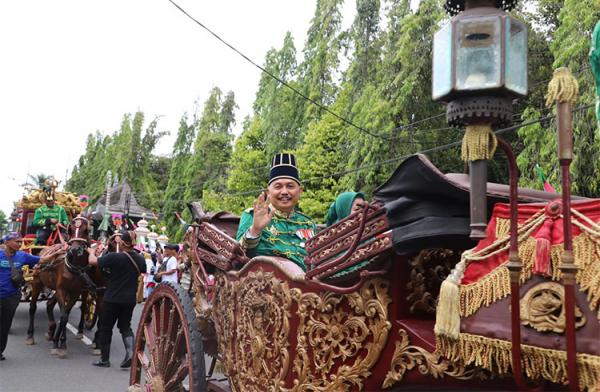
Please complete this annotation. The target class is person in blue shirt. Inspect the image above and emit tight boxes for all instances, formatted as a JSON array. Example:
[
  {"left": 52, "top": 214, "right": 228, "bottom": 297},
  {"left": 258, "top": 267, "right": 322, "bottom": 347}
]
[{"left": 0, "top": 232, "right": 47, "bottom": 360}]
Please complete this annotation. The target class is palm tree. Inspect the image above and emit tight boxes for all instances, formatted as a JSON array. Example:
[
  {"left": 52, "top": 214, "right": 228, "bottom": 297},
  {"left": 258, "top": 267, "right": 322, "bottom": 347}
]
[{"left": 25, "top": 173, "right": 52, "bottom": 188}]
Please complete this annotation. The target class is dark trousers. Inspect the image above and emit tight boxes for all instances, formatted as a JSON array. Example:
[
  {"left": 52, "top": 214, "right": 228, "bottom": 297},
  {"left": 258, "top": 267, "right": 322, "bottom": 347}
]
[
  {"left": 0, "top": 295, "right": 21, "bottom": 354},
  {"left": 97, "top": 301, "right": 135, "bottom": 349},
  {"left": 36, "top": 228, "right": 67, "bottom": 246}
]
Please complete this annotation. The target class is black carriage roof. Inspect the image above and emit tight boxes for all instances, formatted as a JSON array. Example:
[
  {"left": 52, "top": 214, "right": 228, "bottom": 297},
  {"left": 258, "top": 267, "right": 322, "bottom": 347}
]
[{"left": 373, "top": 154, "right": 580, "bottom": 254}]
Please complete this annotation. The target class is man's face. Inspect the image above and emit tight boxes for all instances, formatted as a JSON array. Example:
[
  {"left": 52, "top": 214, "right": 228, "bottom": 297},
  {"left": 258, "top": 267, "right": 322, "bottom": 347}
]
[
  {"left": 5, "top": 239, "right": 23, "bottom": 252},
  {"left": 46, "top": 200, "right": 55, "bottom": 208},
  {"left": 267, "top": 178, "right": 302, "bottom": 213}
]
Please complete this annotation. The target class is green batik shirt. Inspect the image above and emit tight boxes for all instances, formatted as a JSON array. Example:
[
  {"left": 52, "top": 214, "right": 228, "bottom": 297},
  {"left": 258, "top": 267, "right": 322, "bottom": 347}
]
[
  {"left": 236, "top": 206, "right": 317, "bottom": 271},
  {"left": 33, "top": 205, "right": 69, "bottom": 230}
]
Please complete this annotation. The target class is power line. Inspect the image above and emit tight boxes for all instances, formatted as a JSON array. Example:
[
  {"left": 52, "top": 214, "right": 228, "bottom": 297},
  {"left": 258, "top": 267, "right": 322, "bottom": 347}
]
[
  {"left": 155, "top": 103, "right": 594, "bottom": 204},
  {"left": 167, "top": 0, "right": 452, "bottom": 142}
]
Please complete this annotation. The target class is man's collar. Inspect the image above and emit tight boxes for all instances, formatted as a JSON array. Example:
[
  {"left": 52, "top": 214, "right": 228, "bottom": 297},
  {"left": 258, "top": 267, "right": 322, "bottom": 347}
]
[{"left": 269, "top": 204, "right": 296, "bottom": 219}]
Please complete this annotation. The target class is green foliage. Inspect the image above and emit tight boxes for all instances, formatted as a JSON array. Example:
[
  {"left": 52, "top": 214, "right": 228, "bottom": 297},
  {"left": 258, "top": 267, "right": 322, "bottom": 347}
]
[
  {"left": 27, "top": 173, "right": 52, "bottom": 188},
  {"left": 65, "top": 0, "right": 600, "bottom": 238},
  {"left": 517, "top": 0, "right": 600, "bottom": 197},
  {"left": 0, "top": 210, "right": 8, "bottom": 236},
  {"left": 66, "top": 112, "right": 168, "bottom": 210}
]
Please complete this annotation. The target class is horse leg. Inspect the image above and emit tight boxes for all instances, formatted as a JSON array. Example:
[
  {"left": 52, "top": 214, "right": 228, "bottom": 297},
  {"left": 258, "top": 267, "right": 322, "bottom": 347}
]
[
  {"left": 46, "top": 296, "right": 57, "bottom": 342},
  {"left": 50, "top": 291, "right": 65, "bottom": 355},
  {"left": 76, "top": 293, "right": 86, "bottom": 339},
  {"left": 56, "top": 294, "right": 78, "bottom": 358},
  {"left": 26, "top": 282, "right": 41, "bottom": 345}
]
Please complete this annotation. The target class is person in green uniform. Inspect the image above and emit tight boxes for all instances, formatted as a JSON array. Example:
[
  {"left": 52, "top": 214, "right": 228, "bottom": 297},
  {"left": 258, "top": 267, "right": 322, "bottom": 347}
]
[
  {"left": 237, "top": 153, "right": 316, "bottom": 271},
  {"left": 33, "top": 196, "right": 69, "bottom": 245}
]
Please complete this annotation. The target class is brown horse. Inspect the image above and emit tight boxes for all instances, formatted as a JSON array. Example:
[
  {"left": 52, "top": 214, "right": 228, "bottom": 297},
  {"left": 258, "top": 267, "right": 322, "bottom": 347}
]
[{"left": 25, "top": 216, "right": 93, "bottom": 357}]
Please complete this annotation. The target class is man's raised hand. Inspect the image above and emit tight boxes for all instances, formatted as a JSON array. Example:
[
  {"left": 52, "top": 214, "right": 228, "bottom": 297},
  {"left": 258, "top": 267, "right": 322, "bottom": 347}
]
[{"left": 249, "top": 192, "right": 273, "bottom": 237}]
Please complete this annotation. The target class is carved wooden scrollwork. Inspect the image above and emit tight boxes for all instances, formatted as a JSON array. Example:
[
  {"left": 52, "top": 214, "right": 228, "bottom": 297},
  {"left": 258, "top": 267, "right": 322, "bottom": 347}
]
[
  {"left": 406, "top": 249, "right": 457, "bottom": 316},
  {"left": 520, "top": 281, "right": 586, "bottom": 333},
  {"left": 233, "top": 271, "right": 292, "bottom": 391},
  {"left": 383, "top": 329, "right": 489, "bottom": 388},
  {"left": 285, "top": 278, "right": 392, "bottom": 391}
]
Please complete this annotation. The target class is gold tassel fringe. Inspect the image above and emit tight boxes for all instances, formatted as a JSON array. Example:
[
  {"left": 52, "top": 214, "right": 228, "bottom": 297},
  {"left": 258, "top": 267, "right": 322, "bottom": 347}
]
[
  {"left": 436, "top": 334, "right": 600, "bottom": 391},
  {"left": 435, "top": 278, "right": 461, "bottom": 339},
  {"left": 460, "top": 220, "right": 600, "bottom": 321},
  {"left": 546, "top": 67, "right": 580, "bottom": 107},
  {"left": 459, "top": 236, "right": 537, "bottom": 318},
  {"left": 461, "top": 124, "right": 497, "bottom": 162}
]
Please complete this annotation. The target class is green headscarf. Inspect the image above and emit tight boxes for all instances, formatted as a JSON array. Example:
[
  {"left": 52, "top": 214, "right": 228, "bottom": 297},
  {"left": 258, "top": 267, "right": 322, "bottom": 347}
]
[{"left": 325, "top": 191, "right": 366, "bottom": 226}]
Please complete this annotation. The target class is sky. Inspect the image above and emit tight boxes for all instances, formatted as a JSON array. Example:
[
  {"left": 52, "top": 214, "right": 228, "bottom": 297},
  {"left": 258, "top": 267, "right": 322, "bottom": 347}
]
[{"left": 0, "top": 0, "right": 418, "bottom": 216}]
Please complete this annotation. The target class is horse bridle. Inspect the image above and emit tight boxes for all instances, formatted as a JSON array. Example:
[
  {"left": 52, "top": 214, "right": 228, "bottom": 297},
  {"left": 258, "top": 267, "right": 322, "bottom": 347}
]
[
  {"left": 68, "top": 216, "right": 90, "bottom": 245},
  {"left": 65, "top": 216, "right": 91, "bottom": 275}
]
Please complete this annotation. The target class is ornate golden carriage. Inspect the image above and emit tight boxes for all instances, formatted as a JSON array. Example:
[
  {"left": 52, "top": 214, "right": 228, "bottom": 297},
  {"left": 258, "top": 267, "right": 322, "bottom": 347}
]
[{"left": 128, "top": 154, "right": 599, "bottom": 392}]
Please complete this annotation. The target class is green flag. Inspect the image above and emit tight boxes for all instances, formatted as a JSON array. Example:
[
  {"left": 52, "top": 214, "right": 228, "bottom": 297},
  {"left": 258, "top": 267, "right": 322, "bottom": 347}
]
[{"left": 591, "top": 20, "right": 600, "bottom": 127}]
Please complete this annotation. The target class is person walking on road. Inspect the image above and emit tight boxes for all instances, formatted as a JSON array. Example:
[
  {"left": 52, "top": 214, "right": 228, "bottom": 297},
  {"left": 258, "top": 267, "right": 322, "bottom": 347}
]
[
  {"left": 87, "top": 231, "right": 145, "bottom": 368},
  {"left": 0, "top": 232, "right": 48, "bottom": 361},
  {"left": 155, "top": 243, "right": 179, "bottom": 284}
]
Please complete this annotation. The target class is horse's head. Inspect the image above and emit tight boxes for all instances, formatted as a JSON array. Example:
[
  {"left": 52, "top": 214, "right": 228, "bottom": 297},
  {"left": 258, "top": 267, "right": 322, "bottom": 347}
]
[
  {"left": 67, "top": 216, "right": 91, "bottom": 244},
  {"left": 107, "top": 230, "right": 136, "bottom": 253},
  {"left": 66, "top": 216, "right": 91, "bottom": 266}
]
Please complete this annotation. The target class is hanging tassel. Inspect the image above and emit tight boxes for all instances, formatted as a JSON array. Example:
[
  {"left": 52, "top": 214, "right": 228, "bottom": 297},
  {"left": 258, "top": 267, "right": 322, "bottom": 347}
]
[
  {"left": 461, "top": 124, "right": 497, "bottom": 162},
  {"left": 545, "top": 67, "right": 579, "bottom": 107},
  {"left": 533, "top": 218, "right": 554, "bottom": 276},
  {"left": 435, "top": 260, "right": 466, "bottom": 339}
]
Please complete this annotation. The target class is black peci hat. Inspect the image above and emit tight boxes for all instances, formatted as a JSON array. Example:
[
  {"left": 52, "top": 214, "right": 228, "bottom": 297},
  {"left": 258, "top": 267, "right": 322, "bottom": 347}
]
[{"left": 268, "top": 153, "right": 300, "bottom": 185}]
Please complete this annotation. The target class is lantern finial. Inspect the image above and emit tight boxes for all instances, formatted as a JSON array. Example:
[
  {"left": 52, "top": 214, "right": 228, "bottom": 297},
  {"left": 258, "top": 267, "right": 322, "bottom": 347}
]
[
  {"left": 545, "top": 67, "right": 579, "bottom": 107},
  {"left": 444, "top": 0, "right": 520, "bottom": 16}
]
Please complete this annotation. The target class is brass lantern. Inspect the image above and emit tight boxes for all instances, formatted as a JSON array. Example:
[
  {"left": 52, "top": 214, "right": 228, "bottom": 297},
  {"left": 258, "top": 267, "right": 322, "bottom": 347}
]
[{"left": 432, "top": 0, "right": 527, "bottom": 239}]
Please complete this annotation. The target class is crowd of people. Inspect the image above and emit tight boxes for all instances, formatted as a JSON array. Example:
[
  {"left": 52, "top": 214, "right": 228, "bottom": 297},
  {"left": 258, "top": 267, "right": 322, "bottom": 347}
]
[{"left": 0, "top": 152, "right": 366, "bottom": 367}]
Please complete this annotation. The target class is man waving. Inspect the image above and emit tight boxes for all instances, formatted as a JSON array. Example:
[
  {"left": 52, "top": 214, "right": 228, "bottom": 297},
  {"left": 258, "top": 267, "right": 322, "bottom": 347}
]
[{"left": 236, "top": 153, "right": 316, "bottom": 271}]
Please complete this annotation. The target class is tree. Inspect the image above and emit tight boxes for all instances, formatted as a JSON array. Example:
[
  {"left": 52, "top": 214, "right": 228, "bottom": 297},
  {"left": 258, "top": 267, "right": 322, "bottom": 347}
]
[
  {"left": 298, "top": 0, "right": 345, "bottom": 128},
  {"left": 517, "top": 0, "right": 600, "bottom": 197},
  {"left": 162, "top": 115, "right": 196, "bottom": 236},
  {"left": 183, "top": 87, "right": 236, "bottom": 211},
  {"left": 27, "top": 173, "right": 52, "bottom": 188},
  {"left": 0, "top": 211, "right": 8, "bottom": 237}
]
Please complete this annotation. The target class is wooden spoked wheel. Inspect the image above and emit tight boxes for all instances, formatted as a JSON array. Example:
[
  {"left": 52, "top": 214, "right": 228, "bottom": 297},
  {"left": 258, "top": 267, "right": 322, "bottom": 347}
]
[{"left": 130, "top": 282, "right": 206, "bottom": 392}]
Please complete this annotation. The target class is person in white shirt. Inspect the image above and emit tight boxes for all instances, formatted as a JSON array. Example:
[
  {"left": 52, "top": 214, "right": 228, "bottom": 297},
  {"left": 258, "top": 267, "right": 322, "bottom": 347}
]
[
  {"left": 156, "top": 244, "right": 179, "bottom": 284},
  {"left": 143, "top": 252, "right": 158, "bottom": 298}
]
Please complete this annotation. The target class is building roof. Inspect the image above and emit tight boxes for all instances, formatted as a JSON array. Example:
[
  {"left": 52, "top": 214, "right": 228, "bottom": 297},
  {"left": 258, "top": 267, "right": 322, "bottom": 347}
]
[{"left": 91, "top": 179, "right": 157, "bottom": 220}]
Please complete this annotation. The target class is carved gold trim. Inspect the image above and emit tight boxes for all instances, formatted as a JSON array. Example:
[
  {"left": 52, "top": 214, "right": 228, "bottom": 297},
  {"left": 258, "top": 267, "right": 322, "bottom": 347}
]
[
  {"left": 383, "top": 329, "right": 488, "bottom": 389},
  {"left": 233, "top": 271, "right": 292, "bottom": 391},
  {"left": 285, "top": 278, "right": 391, "bottom": 391},
  {"left": 520, "top": 281, "right": 586, "bottom": 333}
]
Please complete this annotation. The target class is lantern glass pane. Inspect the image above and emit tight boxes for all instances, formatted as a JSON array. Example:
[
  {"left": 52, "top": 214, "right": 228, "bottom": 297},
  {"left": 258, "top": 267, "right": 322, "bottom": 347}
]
[
  {"left": 456, "top": 16, "right": 501, "bottom": 90},
  {"left": 432, "top": 23, "right": 452, "bottom": 100},
  {"left": 505, "top": 18, "right": 527, "bottom": 96}
]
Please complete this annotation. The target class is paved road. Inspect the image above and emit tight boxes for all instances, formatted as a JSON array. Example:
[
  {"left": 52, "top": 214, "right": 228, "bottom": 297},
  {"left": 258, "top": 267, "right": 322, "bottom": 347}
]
[{"left": 1, "top": 300, "right": 144, "bottom": 392}]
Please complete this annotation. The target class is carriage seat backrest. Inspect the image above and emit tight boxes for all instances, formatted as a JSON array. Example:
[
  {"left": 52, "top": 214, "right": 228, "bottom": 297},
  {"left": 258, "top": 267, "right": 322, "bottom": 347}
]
[{"left": 304, "top": 203, "right": 393, "bottom": 281}]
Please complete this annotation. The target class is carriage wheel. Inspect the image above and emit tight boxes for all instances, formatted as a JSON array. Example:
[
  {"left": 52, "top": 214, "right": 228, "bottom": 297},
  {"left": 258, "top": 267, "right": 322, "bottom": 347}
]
[
  {"left": 83, "top": 293, "right": 98, "bottom": 330},
  {"left": 130, "top": 282, "right": 206, "bottom": 392}
]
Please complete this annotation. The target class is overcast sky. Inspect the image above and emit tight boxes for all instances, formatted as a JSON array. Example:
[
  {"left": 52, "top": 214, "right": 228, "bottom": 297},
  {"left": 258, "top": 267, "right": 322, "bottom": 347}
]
[{"left": 0, "top": 0, "right": 418, "bottom": 216}]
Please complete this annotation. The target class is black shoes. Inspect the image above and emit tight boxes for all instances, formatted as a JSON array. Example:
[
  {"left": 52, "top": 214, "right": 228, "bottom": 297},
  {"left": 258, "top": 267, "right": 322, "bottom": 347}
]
[
  {"left": 92, "top": 359, "right": 110, "bottom": 367},
  {"left": 120, "top": 334, "right": 134, "bottom": 368},
  {"left": 0, "top": 354, "right": 5, "bottom": 361}
]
